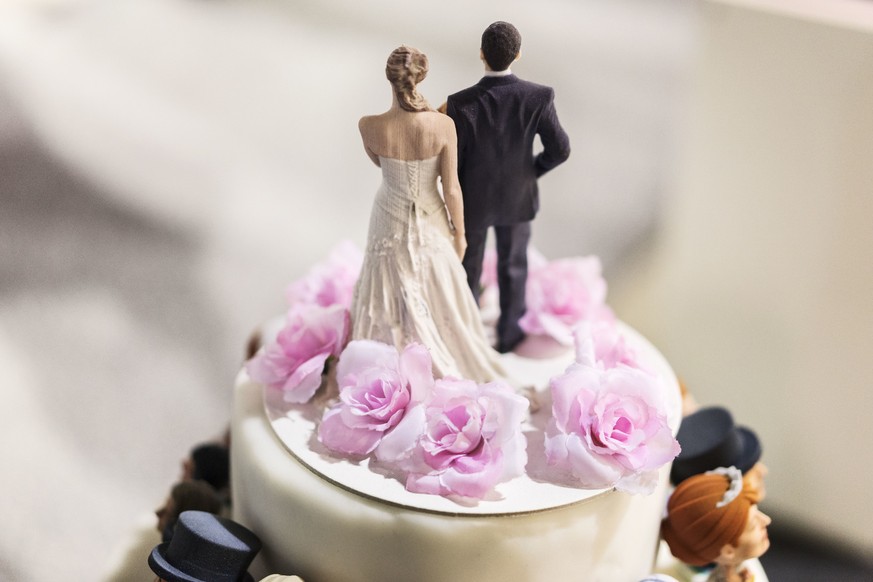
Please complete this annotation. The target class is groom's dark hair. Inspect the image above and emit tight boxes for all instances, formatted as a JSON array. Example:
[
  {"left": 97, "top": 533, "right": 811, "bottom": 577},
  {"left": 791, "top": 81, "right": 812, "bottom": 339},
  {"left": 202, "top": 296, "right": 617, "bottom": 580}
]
[{"left": 481, "top": 21, "right": 521, "bottom": 72}]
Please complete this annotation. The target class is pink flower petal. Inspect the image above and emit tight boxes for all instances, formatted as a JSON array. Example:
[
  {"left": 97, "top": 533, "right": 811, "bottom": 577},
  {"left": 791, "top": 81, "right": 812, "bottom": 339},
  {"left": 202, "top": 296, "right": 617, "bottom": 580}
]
[
  {"left": 285, "top": 241, "right": 363, "bottom": 309},
  {"left": 385, "top": 376, "right": 527, "bottom": 499},
  {"left": 320, "top": 340, "right": 435, "bottom": 460},
  {"left": 544, "top": 351, "right": 679, "bottom": 492},
  {"left": 398, "top": 343, "right": 435, "bottom": 404},
  {"left": 282, "top": 353, "right": 330, "bottom": 403},
  {"left": 318, "top": 407, "right": 383, "bottom": 455}
]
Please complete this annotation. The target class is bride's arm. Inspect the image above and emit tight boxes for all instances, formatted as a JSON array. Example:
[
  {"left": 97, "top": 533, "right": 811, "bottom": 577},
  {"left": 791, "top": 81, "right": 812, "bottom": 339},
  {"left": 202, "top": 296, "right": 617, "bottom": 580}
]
[
  {"left": 358, "top": 116, "right": 381, "bottom": 167},
  {"left": 439, "top": 119, "right": 467, "bottom": 260}
]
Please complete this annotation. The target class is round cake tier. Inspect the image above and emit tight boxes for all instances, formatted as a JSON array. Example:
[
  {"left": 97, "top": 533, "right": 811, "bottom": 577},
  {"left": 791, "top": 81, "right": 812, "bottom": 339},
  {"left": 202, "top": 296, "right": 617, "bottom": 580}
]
[{"left": 231, "top": 324, "right": 681, "bottom": 582}]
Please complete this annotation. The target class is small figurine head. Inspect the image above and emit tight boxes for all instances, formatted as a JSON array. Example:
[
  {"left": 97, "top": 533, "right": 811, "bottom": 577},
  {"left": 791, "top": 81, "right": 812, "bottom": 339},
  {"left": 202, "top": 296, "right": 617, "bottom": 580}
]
[
  {"left": 386, "top": 46, "right": 431, "bottom": 112},
  {"left": 480, "top": 21, "right": 521, "bottom": 72},
  {"left": 661, "top": 467, "right": 771, "bottom": 567},
  {"left": 185, "top": 443, "right": 230, "bottom": 492},
  {"left": 149, "top": 511, "right": 262, "bottom": 582},
  {"left": 156, "top": 481, "right": 223, "bottom": 542},
  {"left": 670, "top": 406, "right": 765, "bottom": 498}
]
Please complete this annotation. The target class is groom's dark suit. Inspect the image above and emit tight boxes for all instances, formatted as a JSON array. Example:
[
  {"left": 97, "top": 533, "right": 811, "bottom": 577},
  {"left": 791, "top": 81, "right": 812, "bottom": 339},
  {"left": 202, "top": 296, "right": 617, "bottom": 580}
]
[{"left": 447, "top": 74, "right": 570, "bottom": 351}]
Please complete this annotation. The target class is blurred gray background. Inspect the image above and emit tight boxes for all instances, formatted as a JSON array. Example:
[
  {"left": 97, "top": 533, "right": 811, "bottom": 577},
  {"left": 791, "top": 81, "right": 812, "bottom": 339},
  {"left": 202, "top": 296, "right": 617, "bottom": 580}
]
[{"left": 1, "top": 0, "right": 871, "bottom": 580}]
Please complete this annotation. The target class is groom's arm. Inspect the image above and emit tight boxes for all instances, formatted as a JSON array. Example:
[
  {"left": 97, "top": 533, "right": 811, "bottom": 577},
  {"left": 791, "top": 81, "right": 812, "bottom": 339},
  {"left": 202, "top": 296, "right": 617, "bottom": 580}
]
[{"left": 534, "top": 88, "right": 570, "bottom": 178}]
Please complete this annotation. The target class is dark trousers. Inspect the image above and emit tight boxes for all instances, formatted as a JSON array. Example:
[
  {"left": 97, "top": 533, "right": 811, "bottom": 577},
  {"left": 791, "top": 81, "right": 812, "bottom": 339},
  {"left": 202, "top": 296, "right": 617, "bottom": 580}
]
[{"left": 463, "top": 222, "right": 531, "bottom": 351}]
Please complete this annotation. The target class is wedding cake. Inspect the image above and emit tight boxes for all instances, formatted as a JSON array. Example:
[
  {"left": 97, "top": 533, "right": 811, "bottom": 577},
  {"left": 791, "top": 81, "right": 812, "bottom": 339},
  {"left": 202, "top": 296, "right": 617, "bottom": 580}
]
[{"left": 230, "top": 244, "right": 682, "bottom": 582}]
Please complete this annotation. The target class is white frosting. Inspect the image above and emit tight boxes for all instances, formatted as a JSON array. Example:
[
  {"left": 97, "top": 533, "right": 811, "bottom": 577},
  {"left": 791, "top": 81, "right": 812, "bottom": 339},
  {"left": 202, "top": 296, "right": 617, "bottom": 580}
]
[{"left": 231, "top": 324, "right": 681, "bottom": 581}]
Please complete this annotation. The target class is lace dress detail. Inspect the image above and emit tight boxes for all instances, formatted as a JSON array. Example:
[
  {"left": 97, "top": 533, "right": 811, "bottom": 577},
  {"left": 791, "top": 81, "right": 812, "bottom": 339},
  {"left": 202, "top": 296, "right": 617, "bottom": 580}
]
[{"left": 351, "top": 156, "right": 507, "bottom": 382}]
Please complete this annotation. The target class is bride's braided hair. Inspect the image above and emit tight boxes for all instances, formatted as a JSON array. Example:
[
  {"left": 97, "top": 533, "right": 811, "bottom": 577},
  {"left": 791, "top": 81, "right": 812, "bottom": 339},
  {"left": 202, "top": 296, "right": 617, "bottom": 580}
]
[{"left": 386, "top": 46, "right": 432, "bottom": 112}]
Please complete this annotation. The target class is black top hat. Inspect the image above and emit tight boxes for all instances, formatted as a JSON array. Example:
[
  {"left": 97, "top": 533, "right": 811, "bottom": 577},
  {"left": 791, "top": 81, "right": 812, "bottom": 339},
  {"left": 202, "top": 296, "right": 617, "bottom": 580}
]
[
  {"left": 148, "top": 511, "right": 262, "bottom": 582},
  {"left": 669, "top": 406, "right": 762, "bottom": 486}
]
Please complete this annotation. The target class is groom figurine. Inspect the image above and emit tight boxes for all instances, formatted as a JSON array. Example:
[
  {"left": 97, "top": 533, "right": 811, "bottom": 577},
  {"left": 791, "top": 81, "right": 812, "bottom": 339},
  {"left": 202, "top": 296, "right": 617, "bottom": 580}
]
[{"left": 446, "top": 21, "right": 570, "bottom": 353}]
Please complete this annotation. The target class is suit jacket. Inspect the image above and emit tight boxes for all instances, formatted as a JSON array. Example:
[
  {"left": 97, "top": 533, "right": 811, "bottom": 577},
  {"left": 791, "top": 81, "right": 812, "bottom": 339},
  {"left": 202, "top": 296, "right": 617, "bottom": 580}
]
[{"left": 446, "top": 74, "right": 570, "bottom": 230}]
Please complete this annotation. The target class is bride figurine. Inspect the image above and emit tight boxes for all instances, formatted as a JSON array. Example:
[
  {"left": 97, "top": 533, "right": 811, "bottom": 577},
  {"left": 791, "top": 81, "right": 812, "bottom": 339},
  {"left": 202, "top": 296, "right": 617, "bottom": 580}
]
[{"left": 351, "top": 45, "right": 508, "bottom": 383}]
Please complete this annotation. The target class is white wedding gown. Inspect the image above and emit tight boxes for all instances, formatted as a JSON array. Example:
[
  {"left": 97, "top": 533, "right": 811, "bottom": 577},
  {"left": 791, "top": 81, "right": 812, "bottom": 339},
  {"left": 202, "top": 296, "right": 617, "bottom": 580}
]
[{"left": 351, "top": 155, "right": 507, "bottom": 383}]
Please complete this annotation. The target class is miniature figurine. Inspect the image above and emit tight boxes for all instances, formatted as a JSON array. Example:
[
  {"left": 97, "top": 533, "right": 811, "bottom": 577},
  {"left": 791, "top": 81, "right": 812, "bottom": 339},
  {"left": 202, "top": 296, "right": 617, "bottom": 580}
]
[
  {"left": 661, "top": 467, "right": 771, "bottom": 582},
  {"left": 246, "top": 328, "right": 263, "bottom": 360},
  {"left": 155, "top": 481, "right": 223, "bottom": 542},
  {"left": 352, "top": 45, "right": 507, "bottom": 383},
  {"left": 670, "top": 406, "right": 768, "bottom": 500},
  {"left": 446, "top": 21, "right": 571, "bottom": 353},
  {"left": 182, "top": 442, "right": 231, "bottom": 504},
  {"left": 149, "top": 510, "right": 262, "bottom": 582}
]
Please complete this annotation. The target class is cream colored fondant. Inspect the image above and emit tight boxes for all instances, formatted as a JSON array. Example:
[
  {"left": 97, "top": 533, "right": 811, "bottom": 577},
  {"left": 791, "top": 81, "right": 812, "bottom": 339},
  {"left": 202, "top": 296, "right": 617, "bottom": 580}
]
[{"left": 232, "top": 325, "right": 681, "bottom": 582}]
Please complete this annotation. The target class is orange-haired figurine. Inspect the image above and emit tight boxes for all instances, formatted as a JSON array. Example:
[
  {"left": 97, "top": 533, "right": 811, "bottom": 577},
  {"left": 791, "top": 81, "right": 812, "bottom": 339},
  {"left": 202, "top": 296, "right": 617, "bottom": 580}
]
[{"left": 661, "top": 467, "right": 771, "bottom": 582}]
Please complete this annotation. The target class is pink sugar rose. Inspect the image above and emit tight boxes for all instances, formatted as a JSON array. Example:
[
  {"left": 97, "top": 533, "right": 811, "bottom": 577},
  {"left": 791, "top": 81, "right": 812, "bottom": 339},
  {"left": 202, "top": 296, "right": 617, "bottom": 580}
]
[
  {"left": 317, "top": 340, "right": 434, "bottom": 456},
  {"left": 285, "top": 240, "right": 363, "bottom": 309},
  {"left": 246, "top": 304, "right": 350, "bottom": 404},
  {"left": 544, "top": 338, "right": 679, "bottom": 494},
  {"left": 378, "top": 378, "right": 528, "bottom": 499},
  {"left": 573, "top": 322, "right": 640, "bottom": 371},
  {"left": 519, "top": 256, "right": 614, "bottom": 346}
]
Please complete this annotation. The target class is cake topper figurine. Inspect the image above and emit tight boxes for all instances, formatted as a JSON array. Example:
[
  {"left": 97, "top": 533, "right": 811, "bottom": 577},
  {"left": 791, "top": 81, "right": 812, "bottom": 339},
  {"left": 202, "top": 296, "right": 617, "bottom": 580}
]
[
  {"left": 149, "top": 510, "right": 262, "bottom": 582},
  {"left": 182, "top": 442, "right": 231, "bottom": 505},
  {"left": 155, "top": 481, "right": 222, "bottom": 543},
  {"left": 352, "top": 45, "right": 508, "bottom": 383},
  {"left": 446, "top": 21, "right": 571, "bottom": 353},
  {"left": 670, "top": 406, "right": 768, "bottom": 500},
  {"left": 661, "top": 468, "right": 772, "bottom": 582}
]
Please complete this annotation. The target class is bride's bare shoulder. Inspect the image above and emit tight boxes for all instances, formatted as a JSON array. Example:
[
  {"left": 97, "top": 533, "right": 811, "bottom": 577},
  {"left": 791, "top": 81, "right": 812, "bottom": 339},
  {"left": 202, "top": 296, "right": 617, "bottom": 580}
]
[
  {"left": 419, "top": 109, "right": 450, "bottom": 121},
  {"left": 411, "top": 110, "right": 453, "bottom": 133},
  {"left": 358, "top": 114, "right": 377, "bottom": 130},
  {"left": 422, "top": 111, "right": 457, "bottom": 142}
]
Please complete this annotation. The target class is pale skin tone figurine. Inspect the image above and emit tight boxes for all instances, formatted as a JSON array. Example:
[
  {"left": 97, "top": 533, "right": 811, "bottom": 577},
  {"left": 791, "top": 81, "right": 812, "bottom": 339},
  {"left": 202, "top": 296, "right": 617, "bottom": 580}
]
[
  {"left": 711, "top": 504, "right": 772, "bottom": 582},
  {"left": 662, "top": 468, "right": 771, "bottom": 582},
  {"left": 154, "top": 493, "right": 176, "bottom": 536},
  {"left": 350, "top": 45, "right": 509, "bottom": 385},
  {"left": 359, "top": 85, "right": 466, "bottom": 259}
]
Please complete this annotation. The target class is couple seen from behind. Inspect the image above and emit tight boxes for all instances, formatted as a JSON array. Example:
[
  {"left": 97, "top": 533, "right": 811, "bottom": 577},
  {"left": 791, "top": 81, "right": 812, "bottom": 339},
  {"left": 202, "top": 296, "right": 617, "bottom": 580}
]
[{"left": 352, "top": 21, "right": 571, "bottom": 387}]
